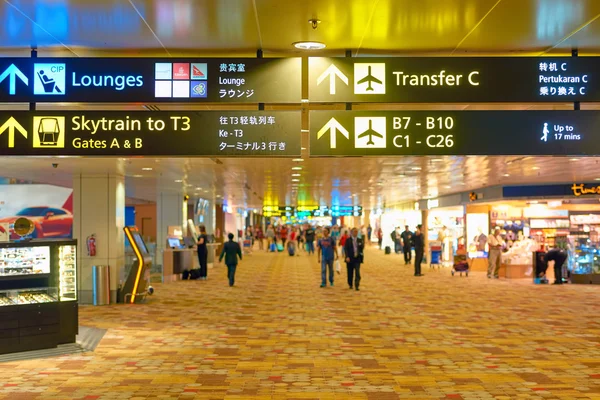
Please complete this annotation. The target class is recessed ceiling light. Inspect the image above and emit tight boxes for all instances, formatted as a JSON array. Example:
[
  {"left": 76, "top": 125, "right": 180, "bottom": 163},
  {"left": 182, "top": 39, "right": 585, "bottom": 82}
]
[
  {"left": 174, "top": 179, "right": 183, "bottom": 183},
  {"left": 444, "top": 186, "right": 451, "bottom": 189},
  {"left": 532, "top": 167, "right": 540, "bottom": 170},
  {"left": 132, "top": 175, "right": 143, "bottom": 178},
  {"left": 301, "top": 99, "right": 309, "bottom": 103},
  {"left": 293, "top": 41, "right": 326, "bottom": 50},
  {"left": 292, "top": 179, "right": 300, "bottom": 182},
  {"left": 570, "top": 158, "right": 579, "bottom": 161},
  {"left": 411, "top": 167, "right": 422, "bottom": 171},
  {"left": 196, "top": 187, "right": 202, "bottom": 190},
  {"left": 142, "top": 167, "right": 153, "bottom": 171},
  {"left": 503, "top": 174, "right": 510, "bottom": 177},
  {"left": 293, "top": 158, "right": 304, "bottom": 162},
  {"left": 431, "top": 158, "right": 443, "bottom": 162},
  {"left": 292, "top": 173, "right": 301, "bottom": 177},
  {"left": 292, "top": 167, "right": 303, "bottom": 170}
]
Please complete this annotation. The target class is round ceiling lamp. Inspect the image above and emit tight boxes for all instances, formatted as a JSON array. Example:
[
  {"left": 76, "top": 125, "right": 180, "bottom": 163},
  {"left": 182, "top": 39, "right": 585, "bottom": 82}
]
[{"left": 293, "top": 41, "right": 326, "bottom": 50}]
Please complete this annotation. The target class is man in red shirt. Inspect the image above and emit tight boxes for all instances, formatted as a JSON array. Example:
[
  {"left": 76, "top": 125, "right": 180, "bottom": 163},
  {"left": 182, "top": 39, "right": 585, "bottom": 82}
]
[{"left": 280, "top": 225, "right": 289, "bottom": 247}]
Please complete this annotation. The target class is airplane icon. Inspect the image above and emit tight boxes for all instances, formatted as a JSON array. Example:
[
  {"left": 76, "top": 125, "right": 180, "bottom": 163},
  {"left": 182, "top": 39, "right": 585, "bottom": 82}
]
[
  {"left": 357, "top": 119, "right": 383, "bottom": 145},
  {"left": 355, "top": 117, "right": 386, "bottom": 148},
  {"left": 354, "top": 63, "right": 386, "bottom": 95},
  {"left": 357, "top": 66, "right": 382, "bottom": 91}
]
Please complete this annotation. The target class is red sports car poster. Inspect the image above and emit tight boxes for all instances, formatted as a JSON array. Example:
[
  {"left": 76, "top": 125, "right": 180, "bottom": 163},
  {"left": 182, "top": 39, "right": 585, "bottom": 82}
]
[{"left": 0, "top": 185, "right": 73, "bottom": 239}]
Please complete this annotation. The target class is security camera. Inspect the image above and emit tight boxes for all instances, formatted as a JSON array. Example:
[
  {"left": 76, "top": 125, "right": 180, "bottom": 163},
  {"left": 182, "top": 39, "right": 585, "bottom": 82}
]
[{"left": 52, "top": 163, "right": 58, "bottom": 169}]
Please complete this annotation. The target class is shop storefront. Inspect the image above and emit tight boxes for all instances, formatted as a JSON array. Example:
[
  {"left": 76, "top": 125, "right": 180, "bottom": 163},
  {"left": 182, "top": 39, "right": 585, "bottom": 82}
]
[{"left": 466, "top": 183, "right": 600, "bottom": 284}]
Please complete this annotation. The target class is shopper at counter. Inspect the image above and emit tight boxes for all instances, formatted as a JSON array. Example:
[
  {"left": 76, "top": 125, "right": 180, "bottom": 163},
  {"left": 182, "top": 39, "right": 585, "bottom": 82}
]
[
  {"left": 413, "top": 225, "right": 424, "bottom": 277},
  {"left": 545, "top": 247, "right": 568, "bottom": 285},
  {"left": 219, "top": 233, "right": 242, "bottom": 287},
  {"left": 487, "top": 228, "right": 504, "bottom": 279},
  {"left": 197, "top": 225, "right": 209, "bottom": 280}
]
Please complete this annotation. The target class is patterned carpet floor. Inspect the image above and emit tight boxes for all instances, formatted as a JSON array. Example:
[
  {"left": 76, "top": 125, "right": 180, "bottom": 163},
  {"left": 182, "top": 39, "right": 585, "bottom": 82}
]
[{"left": 0, "top": 246, "right": 599, "bottom": 399}]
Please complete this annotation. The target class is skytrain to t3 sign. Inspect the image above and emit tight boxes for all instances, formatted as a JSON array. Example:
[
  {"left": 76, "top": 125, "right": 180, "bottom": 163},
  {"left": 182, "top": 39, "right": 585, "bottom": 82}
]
[
  {"left": 0, "top": 58, "right": 301, "bottom": 103},
  {"left": 309, "top": 57, "right": 600, "bottom": 102},
  {"left": 0, "top": 111, "right": 300, "bottom": 157}
]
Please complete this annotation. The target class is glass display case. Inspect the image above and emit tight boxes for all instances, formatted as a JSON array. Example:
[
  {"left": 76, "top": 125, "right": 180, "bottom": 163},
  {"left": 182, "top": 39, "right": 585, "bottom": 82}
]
[
  {"left": 0, "top": 287, "right": 58, "bottom": 306},
  {"left": 58, "top": 244, "right": 76, "bottom": 301},
  {"left": 0, "top": 245, "right": 51, "bottom": 276}
]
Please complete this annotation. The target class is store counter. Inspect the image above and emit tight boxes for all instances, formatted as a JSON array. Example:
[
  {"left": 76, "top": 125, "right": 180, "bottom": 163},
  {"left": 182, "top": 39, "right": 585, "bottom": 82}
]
[{"left": 163, "top": 248, "right": 196, "bottom": 282}]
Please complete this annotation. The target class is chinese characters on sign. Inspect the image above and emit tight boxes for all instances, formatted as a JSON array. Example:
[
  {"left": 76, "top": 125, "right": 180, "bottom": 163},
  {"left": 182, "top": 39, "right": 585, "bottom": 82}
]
[
  {"left": 0, "top": 111, "right": 301, "bottom": 157},
  {"left": 538, "top": 62, "right": 588, "bottom": 97},
  {"left": 217, "top": 114, "right": 288, "bottom": 154}
]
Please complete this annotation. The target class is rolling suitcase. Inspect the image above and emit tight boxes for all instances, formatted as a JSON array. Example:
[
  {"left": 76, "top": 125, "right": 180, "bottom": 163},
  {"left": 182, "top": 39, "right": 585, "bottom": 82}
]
[{"left": 385, "top": 246, "right": 391, "bottom": 254}]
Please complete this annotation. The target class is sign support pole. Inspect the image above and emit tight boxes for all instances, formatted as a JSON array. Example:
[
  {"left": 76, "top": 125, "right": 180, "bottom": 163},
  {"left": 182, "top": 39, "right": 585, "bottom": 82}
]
[
  {"left": 29, "top": 48, "right": 37, "bottom": 111},
  {"left": 345, "top": 50, "right": 352, "bottom": 111},
  {"left": 573, "top": 49, "right": 580, "bottom": 111},
  {"left": 257, "top": 49, "right": 265, "bottom": 111}
]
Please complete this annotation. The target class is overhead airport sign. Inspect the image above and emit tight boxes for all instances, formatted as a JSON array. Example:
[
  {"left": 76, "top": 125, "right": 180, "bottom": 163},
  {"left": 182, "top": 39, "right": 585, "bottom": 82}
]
[
  {"left": 309, "top": 57, "right": 600, "bottom": 103},
  {"left": 0, "top": 111, "right": 301, "bottom": 157},
  {"left": 310, "top": 110, "right": 600, "bottom": 156},
  {"left": 0, "top": 58, "right": 301, "bottom": 103}
]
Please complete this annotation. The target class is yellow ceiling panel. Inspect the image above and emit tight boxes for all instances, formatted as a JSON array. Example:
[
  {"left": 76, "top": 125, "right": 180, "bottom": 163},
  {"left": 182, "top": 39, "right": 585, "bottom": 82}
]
[
  {"left": 359, "top": 0, "right": 500, "bottom": 53},
  {"left": 255, "top": 0, "right": 377, "bottom": 53},
  {"left": 457, "top": 0, "right": 600, "bottom": 53}
]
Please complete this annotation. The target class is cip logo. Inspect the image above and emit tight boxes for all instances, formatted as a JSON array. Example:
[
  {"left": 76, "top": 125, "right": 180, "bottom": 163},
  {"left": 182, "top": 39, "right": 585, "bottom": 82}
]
[{"left": 34, "top": 64, "right": 66, "bottom": 95}]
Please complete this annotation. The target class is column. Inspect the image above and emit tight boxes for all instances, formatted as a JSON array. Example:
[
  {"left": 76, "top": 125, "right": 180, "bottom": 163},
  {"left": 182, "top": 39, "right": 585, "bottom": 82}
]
[
  {"left": 156, "top": 193, "right": 187, "bottom": 262},
  {"left": 73, "top": 174, "right": 125, "bottom": 304}
]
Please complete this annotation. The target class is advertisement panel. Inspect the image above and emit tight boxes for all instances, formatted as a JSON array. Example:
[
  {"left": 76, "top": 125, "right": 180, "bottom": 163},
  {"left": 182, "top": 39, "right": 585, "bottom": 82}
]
[{"left": 0, "top": 185, "right": 73, "bottom": 239}]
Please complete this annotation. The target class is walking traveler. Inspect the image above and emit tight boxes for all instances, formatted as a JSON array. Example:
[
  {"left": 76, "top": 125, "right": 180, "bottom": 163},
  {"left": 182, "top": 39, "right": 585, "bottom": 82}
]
[
  {"left": 317, "top": 227, "right": 338, "bottom": 287},
  {"left": 487, "top": 228, "right": 504, "bottom": 279},
  {"left": 197, "top": 225, "right": 209, "bottom": 280},
  {"left": 413, "top": 225, "right": 424, "bottom": 277},
  {"left": 219, "top": 233, "right": 242, "bottom": 287},
  {"left": 400, "top": 225, "right": 413, "bottom": 265},
  {"left": 305, "top": 225, "right": 316, "bottom": 254},
  {"left": 344, "top": 227, "right": 364, "bottom": 291}
]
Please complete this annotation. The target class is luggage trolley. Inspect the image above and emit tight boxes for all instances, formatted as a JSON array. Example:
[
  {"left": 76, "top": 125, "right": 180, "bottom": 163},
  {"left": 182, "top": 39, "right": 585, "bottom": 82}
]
[{"left": 429, "top": 241, "right": 442, "bottom": 269}]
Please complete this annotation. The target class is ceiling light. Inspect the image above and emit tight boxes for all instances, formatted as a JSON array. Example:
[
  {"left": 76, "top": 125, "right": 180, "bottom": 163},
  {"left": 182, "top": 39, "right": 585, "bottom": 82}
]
[
  {"left": 503, "top": 174, "right": 510, "bottom": 177},
  {"left": 142, "top": 167, "right": 153, "bottom": 171},
  {"left": 431, "top": 158, "right": 443, "bottom": 162},
  {"left": 292, "top": 167, "right": 302, "bottom": 170},
  {"left": 293, "top": 158, "right": 304, "bottom": 162},
  {"left": 292, "top": 173, "right": 301, "bottom": 177},
  {"left": 174, "top": 179, "right": 183, "bottom": 183},
  {"left": 196, "top": 187, "right": 202, "bottom": 190},
  {"left": 570, "top": 158, "right": 579, "bottom": 161},
  {"left": 411, "top": 167, "right": 422, "bottom": 171},
  {"left": 532, "top": 167, "right": 540, "bottom": 170},
  {"left": 444, "top": 186, "right": 451, "bottom": 189},
  {"left": 292, "top": 179, "right": 300, "bottom": 182},
  {"left": 301, "top": 129, "right": 309, "bottom": 133},
  {"left": 301, "top": 147, "right": 307, "bottom": 150},
  {"left": 293, "top": 41, "right": 326, "bottom": 50},
  {"left": 301, "top": 99, "right": 309, "bottom": 103},
  {"left": 132, "top": 175, "right": 143, "bottom": 178}
]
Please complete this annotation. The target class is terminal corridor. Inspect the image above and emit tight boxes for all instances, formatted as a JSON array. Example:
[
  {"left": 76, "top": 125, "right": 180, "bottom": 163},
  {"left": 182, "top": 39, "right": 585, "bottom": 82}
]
[{"left": 0, "top": 247, "right": 599, "bottom": 400}]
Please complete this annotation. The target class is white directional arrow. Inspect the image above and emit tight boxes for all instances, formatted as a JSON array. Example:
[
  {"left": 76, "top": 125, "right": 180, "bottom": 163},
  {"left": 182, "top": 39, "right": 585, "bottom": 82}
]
[
  {"left": 317, "top": 117, "right": 349, "bottom": 149},
  {"left": 0, "top": 117, "right": 27, "bottom": 148},
  {"left": 316, "top": 64, "right": 348, "bottom": 95},
  {"left": 0, "top": 64, "right": 28, "bottom": 95}
]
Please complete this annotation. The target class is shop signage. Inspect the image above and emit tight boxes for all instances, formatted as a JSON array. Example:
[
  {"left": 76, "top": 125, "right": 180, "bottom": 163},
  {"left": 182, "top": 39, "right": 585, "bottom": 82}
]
[
  {"left": 571, "top": 183, "right": 600, "bottom": 196},
  {"left": 0, "top": 111, "right": 301, "bottom": 157},
  {"left": 0, "top": 58, "right": 301, "bottom": 103},
  {"left": 310, "top": 110, "right": 600, "bottom": 156},
  {"left": 308, "top": 57, "right": 600, "bottom": 103}
]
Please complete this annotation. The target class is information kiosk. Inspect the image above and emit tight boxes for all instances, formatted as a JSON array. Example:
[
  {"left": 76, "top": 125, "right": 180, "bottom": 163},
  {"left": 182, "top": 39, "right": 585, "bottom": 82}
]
[{"left": 122, "top": 226, "right": 152, "bottom": 304}]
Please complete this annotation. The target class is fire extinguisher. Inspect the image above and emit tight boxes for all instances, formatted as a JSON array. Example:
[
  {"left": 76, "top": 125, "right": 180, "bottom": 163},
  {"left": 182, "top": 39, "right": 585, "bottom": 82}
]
[{"left": 87, "top": 234, "right": 97, "bottom": 257}]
